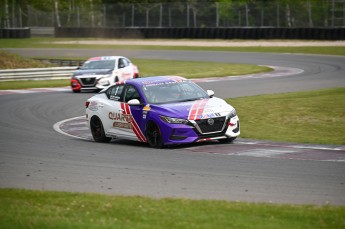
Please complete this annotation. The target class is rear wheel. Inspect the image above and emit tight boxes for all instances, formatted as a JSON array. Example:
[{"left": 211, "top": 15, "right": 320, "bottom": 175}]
[
  {"left": 146, "top": 122, "right": 163, "bottom": 148},
  {"left": 90, "top": 116, "right": 111, "bottom": 142}
]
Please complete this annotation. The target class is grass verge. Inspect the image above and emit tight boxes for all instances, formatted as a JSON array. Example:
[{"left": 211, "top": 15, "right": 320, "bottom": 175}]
[
  {"left": 0, "top": 50, "right": 54, "bottom": 69},
  {"left": 1, "top": 188, "right": 344, "bottom": 229},
  {"left": 0, "top": 79, "right": 70, "bottom": 90},
  {"left": 228, "top": 87, "right": 345, "bottom": 145},
  {"left": 1, "top": 38, "right": 345, "bottom": 55}
]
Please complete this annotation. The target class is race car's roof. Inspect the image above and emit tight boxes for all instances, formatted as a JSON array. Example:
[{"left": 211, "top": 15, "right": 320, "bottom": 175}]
[{"left": 127, "top": 76, "right": 187, "bottom": 87}]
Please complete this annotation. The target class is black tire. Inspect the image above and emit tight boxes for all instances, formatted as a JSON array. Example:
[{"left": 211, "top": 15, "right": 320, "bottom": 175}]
[
  {"left": 90, "top": 116, "right": 111, "bottom": 142},
  {"left": 219, "top": 137, "right": 236, "bottom": 144},
  {"left": 146, "top": 122, "right": 163, "bottom": 148},
  {"left": 72, "top": 89, "right": 80, "bottom": 93}
]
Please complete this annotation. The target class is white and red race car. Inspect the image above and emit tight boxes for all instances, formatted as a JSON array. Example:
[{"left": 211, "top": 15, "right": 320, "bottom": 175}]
[{"left": 71, "top": 56, "right": 139, "bottom": 93}]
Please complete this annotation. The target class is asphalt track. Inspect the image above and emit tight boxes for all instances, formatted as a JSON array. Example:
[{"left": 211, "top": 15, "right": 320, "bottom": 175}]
[{"left": 1, "top": 49, "right": 345, "bottom": 205}]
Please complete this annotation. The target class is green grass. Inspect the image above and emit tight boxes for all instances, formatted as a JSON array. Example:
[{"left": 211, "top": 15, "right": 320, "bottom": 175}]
[
  {"left": 0, "top": 79, "right": 70, "bottom": 90},
  {"left": 228, "top": 87, "right": 345, "bottom": 145},
  {"left": 1, "top": 37, "right": 345, "bottom": 55},
  {"left": 134, "top": 59, "right": 270, "bottom": 79},
  {"left": 0, "top": 50, "right": 54, "bottom": 69},
  {"left": 1, "top": 188, "right": 344, "bottom": 229}
]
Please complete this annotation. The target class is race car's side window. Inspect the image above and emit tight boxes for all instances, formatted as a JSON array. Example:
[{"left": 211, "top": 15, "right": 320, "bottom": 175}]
[
  {"left": 123, "top": 85, "right": 141, "bottom": 103},
  {"left": 118, "top": 58, "right": 129, "bottom": 69},
  {"left": 107, "top": 85, "right": 124, "bottom": 101},
  {"left": 119, "top": 58, "right": 131, "bottom": 69},
  {"left": 123, "top": 58, "right": 130, "bottom": 66}
]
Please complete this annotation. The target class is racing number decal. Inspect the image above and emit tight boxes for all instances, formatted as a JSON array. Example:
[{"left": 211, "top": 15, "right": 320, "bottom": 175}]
[
  {"left": 120, "top": 103, "right": 147, "bottom": 142},
  {"left": 188, "top": 99, "right": 209, "bottom": 120}
]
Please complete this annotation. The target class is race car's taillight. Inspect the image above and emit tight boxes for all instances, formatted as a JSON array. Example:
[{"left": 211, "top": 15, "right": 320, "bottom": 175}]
[{"left": 86, "top": 101, "right": 90, "bottom": 108}]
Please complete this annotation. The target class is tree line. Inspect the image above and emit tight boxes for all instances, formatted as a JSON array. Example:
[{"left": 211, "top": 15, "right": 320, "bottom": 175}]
[{"left": 1, "top": 0, "right": 344, "bottom": 28}]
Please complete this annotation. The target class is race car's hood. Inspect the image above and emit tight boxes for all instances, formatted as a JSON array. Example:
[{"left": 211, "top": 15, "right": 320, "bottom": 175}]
[
  {"left": 151, "top": 97, "right": 234, "bottom": 120},
  {"left": 73, "top": 69, "right": 112, "bottom": 77}
]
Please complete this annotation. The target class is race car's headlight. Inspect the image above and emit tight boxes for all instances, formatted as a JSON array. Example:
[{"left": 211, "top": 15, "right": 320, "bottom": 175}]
[
  {"left": 229, "top": 109, "right": 237, "bottom": 118},
  {"left": 98, "top": 75, "right": 112, "bottom": 85},
  {"left": 160, "top": 116, "right": 188, "bottom": 124}
]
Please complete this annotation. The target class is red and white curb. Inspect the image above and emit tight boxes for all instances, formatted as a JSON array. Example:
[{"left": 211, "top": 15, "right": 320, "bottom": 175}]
[
  {"left": 54, "top": 116, "right": 345, "bottom": 162},
  {"left": 0, "top": 87, "right": 70, "bottom": 95}
]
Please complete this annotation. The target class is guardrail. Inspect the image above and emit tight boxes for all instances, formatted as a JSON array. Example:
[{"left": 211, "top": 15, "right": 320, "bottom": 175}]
[
  {"left": 0, "top": 66, "right": 77, "bottom": 82},
  {"left": 56, "top": 27, "right": 345, "bottom": 40},
  {"left": 33, "top": 59, "right": 85, "bottom": 67}
]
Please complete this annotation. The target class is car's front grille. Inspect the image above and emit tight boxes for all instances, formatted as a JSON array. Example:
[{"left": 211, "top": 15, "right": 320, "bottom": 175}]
[
  {"left": 194, "top": 117, "right": 226, "bottom": 134},
  {"left": 80, "top": 77, "right": 96, "bottom": 86}
]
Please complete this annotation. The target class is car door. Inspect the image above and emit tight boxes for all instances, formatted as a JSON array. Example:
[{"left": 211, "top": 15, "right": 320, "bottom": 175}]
[
  {"left": 116, "top": 85, "right": 146, "bottom": 142},
  {"left": 101, "top": 84, "right": 125, "bottom": 136},
  {"left": 118, "top": 58, "right": 134, "bottom": 81}
]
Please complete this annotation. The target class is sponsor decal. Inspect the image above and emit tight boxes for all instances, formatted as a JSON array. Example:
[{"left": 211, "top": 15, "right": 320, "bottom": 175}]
[
  {"left": 142, "top": 76, "right": 186, "bottom": 87},
  {"left": 89, "top": 56, "right": 116, "bottom": 61},
  {"left": 142, "top": 105, "right": 151, "bottom": 119},
  {"left": 196, "top": 113, "right": 221, "bottom": 119},
  {"left": 109, "top": 112, "right": 133, "bottom": 122},
  {"left": 113, "top": 122, "right": 132, "bottom": 129},
  {"left": 143, "top": 105, "right": 151, "bottom": 111},
  {"left": 109, "top": 112, "right": 133, "bottom": 129}
]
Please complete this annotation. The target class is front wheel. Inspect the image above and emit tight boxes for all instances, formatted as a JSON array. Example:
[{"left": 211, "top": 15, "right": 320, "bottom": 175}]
[
  {"left": 146, "top": 122, "right": 163, "bottom": 148},
  {"left": 90, "top": 116, "right": 111, "bottom": 143}
]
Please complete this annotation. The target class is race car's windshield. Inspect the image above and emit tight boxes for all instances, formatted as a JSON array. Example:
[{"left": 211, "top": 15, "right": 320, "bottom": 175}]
[
  {"left": 142, "top": 81, "right": 209, "bottom": 104},
  {"left": 80, "top": 60, "right": 115, "bottom": 70}
]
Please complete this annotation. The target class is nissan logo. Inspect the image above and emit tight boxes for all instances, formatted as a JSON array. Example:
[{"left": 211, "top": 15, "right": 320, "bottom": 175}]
[{"left": 207, "top": 118, "right": 215, "bottom": 125}]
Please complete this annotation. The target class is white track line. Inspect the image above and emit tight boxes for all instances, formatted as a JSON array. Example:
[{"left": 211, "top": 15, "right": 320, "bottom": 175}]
[{"left": 53, "top": 116, "right": 89, "bottom": 140}]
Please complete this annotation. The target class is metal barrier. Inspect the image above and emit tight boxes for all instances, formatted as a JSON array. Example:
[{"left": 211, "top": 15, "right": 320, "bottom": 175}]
[
  {"left": 55, "top": 27, "right": 345, "bottom": 40},
  {"left": 0, "top": 28, "right": 31, "bottom": 38},
  {"left": 0, "top": 66, "right": 77, "bottom": 82},
  {"left": 33, "top": 58, "right": 85, "bottom": 67}
]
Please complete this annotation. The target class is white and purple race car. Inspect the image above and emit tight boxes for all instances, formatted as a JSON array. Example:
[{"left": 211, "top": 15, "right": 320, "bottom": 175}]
[{"left": 86, "top": 76, "right": 240, "bottom": 148}]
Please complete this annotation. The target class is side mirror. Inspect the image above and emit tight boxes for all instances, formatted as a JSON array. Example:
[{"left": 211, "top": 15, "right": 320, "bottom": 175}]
[
  {"left": 128, "top": 99, "right": 141, "bottom": 106},
  {"left": 207, "top": 90, "right": 215, "bottom": 98}
]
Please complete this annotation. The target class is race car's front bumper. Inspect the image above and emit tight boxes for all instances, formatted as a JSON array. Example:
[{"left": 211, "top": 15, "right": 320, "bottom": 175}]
[
  {"left": 159, "top": 116, "right": 240, "bottom": 145},
  {"left": 71, "top": 77, "right": 110, "bottom": 92}
]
